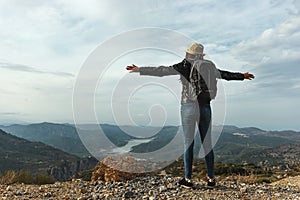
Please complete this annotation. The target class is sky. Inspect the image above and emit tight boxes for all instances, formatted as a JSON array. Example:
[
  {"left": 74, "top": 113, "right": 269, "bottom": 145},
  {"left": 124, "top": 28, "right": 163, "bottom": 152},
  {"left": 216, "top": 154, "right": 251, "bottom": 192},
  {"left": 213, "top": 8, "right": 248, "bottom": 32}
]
[{"left": 0, "top": 0, "right": 300, "bottom": 131}]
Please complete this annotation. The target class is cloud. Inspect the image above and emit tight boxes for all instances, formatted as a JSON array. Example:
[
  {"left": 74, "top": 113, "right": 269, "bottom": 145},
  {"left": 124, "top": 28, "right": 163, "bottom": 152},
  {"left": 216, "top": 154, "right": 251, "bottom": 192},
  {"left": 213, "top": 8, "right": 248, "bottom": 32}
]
[
  {"left": 0, "top": 0, "right": 297, "bottom": 71},
  {"left": 0, "top": 112, "right": 25, "bottom": 116},
  {"left": 229, "top": 16, "right": 300, "bottom": 99},
  {"left": 0, "top": 0, "right": 299, "bottom": 129},
  {"left": 233, "top": 16, "right": 300, "bottom": 64},
  {"left": 0, "top": 62, "right": 74, "bottom": 77},
  {"left": 0, "top": 1, "right": 109, "bottom": 73}
]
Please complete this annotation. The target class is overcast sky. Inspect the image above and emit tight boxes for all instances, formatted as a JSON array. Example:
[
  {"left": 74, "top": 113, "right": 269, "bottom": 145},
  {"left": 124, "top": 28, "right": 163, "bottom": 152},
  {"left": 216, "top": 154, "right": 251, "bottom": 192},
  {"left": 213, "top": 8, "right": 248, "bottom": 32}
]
[{"left": 0, "top": 0, "right": 299, "bottom": 131}]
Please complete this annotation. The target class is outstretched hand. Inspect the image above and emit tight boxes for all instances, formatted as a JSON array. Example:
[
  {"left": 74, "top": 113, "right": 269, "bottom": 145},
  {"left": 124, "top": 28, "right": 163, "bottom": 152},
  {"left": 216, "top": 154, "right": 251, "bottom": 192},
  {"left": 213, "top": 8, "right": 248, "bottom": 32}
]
[
  {"left": 126, "top": 64, "right": 140, "bottom": 72},
  {"left": 244, "top": 72, "right": 255, "bottom": 80}
]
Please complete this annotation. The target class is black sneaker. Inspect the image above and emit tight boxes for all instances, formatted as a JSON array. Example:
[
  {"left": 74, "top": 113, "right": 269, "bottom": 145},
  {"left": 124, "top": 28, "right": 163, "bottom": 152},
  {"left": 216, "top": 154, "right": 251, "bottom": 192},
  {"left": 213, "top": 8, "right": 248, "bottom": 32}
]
[
  {"left": 178, "top": 178, "right": 193, "bottom": 188},
  {"left": 207, "top": 177, "right": 216, "bottom": 187}
]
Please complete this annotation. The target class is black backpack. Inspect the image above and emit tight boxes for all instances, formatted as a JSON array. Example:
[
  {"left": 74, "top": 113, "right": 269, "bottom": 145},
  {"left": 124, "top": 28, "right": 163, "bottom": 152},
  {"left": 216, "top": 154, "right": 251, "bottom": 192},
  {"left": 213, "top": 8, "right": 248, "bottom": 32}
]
[{"left": 190, "top": 59, "right": 218, "bottom": 100}]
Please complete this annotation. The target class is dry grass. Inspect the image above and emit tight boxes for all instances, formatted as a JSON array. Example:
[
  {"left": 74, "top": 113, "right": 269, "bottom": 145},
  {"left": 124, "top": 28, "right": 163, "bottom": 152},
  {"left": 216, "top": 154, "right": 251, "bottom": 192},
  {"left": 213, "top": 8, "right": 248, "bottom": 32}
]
[
  {"left": 0, "top": 170, "right": 17, "bottom": 185},
  {"left": 222, "top": 174, "right": 257, "bottom": 184},
  {"left": 271, "top": 175, "right": 300, "bottom": 187},
  {"left": 0, "top": 170, "right": 55, "bottom": 185}
]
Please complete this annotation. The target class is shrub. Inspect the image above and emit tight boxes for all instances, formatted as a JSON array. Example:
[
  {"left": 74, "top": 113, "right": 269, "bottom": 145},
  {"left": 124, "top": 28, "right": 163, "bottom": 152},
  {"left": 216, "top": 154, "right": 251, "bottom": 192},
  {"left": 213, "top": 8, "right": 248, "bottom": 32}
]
[
  {"left": 255, "top": 177, "right": 272, "bottom": 183},
  {"left": 75, "top": 169, "right": 93, "bottom": 181},
  {"left": 215, "top": 164, "right": 248, "bottom": 176},
  {"left": 34, "top": 174, "right": 55, "bottom": 185},
  {"left": 0, "top": 170, "right": 55, "bottom": 185},
  {"left": 14, "top": 170, "right": 34, "bottom": 184},
  {"left": 0, "top": 170, "right": 17, "bottom": 184}
]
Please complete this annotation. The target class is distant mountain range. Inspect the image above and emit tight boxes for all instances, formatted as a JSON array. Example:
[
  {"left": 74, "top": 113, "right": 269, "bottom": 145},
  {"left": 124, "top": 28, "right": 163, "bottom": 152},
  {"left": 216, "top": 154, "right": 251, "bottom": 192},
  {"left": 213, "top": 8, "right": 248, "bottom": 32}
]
[
  {"left": 0, "top": 123, "right": 138, "bottom": 158},
  {"left": 0, "top": 122, "right": 91, "bottom": 157},
  {"left": 0, "top": 129, "right": 97, "bottom": 181},
  {"left": 214, "top": 126, "right": 300, "bottom": 166},
  {"left": 1, "top": 123, "right": 300, "bottom": 169}
]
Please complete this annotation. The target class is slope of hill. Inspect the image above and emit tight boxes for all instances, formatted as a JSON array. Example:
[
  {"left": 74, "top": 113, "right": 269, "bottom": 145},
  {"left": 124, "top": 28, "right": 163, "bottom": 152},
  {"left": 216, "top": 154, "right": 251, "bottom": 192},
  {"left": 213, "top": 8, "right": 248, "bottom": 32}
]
[
  {"left": 0, "top": 129, "right": 97, "bottom": 181},
  {"left": 247, "top": 142, "right": 300, "bottom": 167},
  {"left": 214, "top": 126, "right": 300, "bottom": 165},
  {"left": 0, "top": 123, "right": 90, "bottom": 157}
]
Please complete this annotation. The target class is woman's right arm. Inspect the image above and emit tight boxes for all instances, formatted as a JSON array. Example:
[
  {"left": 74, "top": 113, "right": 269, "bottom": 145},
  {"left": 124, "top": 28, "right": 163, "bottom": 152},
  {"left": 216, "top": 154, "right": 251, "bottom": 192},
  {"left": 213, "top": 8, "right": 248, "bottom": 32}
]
[{"left": 126, "top": 60, "right": 185, "bottom": 77}]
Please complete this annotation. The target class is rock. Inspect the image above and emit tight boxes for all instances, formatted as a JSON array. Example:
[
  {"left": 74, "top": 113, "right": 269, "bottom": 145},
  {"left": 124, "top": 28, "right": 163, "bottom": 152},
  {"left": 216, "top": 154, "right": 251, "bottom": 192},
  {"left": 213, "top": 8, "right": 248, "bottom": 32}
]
[
  {"left": 5, "top": 186, "right": 11, "bottom": 191},
  {"left": 159, "top": 170, "right": 167, "bottom": 176},
  {"left": 148, "top": 190, "right": 154, "bottom": 196},
  {"left": 15, "top": 190, "right": 22, "bottom": 196},
  {"left": 240, "top": 187, "right": 247, "bottom": 193},
  {"left": 39, "top": 186, "right": 44, "bottom": 192},
  {"left": 91, "top": 155, "right": 147, "bottom": 182},
  {"left": 159, "top": 186, "right": 167, "bottom": 192},
  {"left": 167, "top": 183, "right": 174, "bottom": 189},
  {"left": 91, "top": 193, "right": 99, "bottom": 200},
  {"left": 44, "top": 192, "right": 52, "bottom": 197},
  {"left": 274, "top": 193, "right": 281, "bottom": 197},
  {"left": 256, "top": 189, "right": 264, "bottom": 194},
  {"left": 123, "top": 191, "right": 135, "bottom": 198},
  {"left": 104, "top": 193, "right": 113, "bottom": 199}
]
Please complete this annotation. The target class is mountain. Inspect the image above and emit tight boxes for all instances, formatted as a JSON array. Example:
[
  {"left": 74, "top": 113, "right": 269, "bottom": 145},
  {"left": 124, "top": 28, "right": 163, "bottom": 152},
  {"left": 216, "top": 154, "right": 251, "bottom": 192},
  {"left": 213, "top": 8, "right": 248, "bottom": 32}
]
[
  {"left": 247, "top": 142, "right": 300, "bottom": 167},
  {"left": 214, "top": 126, "right": 300, "bottom": 165},
  {"left": 0, "top": 122, "right": 90, "bottom": 157},
  {"left": 0, "top": 129, "right": 97, "bottom": 181},
  {"left": 0, "top": 123, "right": 138, "bottom": 158},
  {"left": 128, "top": 125, "right": 300, "bottom": 165},
  {"left": 1, "top": 123, "right": 300, "bottom": 167}
]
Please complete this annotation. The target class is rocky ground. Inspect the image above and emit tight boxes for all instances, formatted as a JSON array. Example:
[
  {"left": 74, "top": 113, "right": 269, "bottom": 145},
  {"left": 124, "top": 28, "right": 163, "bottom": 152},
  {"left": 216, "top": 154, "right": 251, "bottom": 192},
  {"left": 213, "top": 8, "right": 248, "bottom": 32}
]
[{"left": 0, "top": 175, "right": 299, "bottom": 200}]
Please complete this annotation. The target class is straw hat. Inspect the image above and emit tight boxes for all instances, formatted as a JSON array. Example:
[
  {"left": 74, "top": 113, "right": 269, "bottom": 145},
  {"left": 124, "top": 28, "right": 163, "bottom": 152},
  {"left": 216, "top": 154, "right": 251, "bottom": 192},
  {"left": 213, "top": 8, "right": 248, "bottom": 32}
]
[{"left": 186, "top": 42, "right": 205, "bottom": 56}]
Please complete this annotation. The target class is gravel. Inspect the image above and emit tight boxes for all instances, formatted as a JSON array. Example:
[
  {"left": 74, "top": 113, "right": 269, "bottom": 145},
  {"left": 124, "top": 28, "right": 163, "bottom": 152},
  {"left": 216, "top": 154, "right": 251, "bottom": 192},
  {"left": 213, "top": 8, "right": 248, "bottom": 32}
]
[{"left": 0, "top": 175, "right": 299, "bottom": 200}]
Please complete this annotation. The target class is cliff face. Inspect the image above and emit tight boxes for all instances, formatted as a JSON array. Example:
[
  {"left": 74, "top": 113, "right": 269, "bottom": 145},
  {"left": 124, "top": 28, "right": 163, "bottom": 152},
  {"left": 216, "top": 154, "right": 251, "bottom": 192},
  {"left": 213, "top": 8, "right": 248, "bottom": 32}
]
[{"left": 47, "top": 157, "right": 97, "bottom": 181}]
